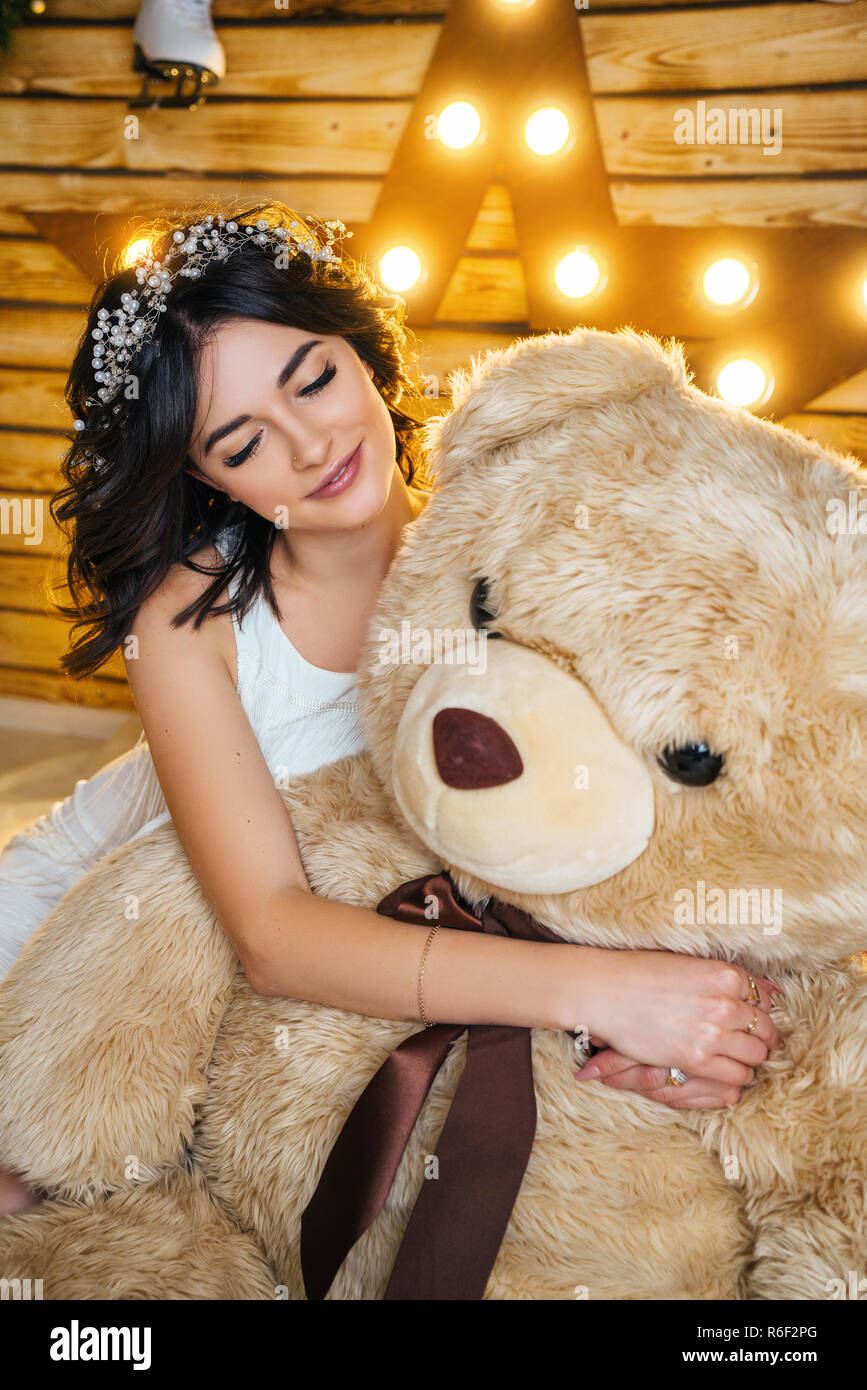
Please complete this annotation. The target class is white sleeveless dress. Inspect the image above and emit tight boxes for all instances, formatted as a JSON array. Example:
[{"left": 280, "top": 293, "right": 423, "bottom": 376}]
[{"left": 0, "top": 521, "right": 367, "bottom": 980}]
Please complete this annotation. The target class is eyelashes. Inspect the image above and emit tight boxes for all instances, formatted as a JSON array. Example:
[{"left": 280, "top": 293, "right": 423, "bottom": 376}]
[
  {"left": 301, "top": 361, "right": 337, "bottom": 398},
  {"left": 223, "top": 360, "right": 337, "bottom": 467},
  {"left": 225, "top": 432, "right": 262, "bottom": 468}
]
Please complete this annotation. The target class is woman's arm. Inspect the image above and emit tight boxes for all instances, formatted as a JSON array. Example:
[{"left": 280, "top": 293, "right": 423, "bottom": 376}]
[
  {"left": 245, "top": 884, "right": 588, "bottom": 1031},
  {"left": 126, "top": 560, "right": 783, "bottom": 1080},
  {"left": 124, "top": 559, "right": 588, "bottom": 1032},
  {"left": 247, "top": 888, "right": 785, "bottom": 1083}
]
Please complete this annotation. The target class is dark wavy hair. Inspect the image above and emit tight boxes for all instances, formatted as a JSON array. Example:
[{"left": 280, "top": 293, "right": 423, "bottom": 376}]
[{"left": 50, "top": 201, "right": 433, "bottom": 680}]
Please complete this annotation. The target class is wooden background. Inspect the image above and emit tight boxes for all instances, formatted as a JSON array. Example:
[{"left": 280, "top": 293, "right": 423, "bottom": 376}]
[{"left": 0, "top": 0, "right": 865, "bottom": 710}]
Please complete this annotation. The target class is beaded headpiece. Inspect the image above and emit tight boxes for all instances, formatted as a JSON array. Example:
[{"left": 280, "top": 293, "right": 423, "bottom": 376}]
[{"left": 72, "top": 211, "right": 352, "bottom": 465}]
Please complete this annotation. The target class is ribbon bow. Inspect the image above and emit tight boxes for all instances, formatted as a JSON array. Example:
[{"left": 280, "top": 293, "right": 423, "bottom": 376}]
[{"left": 299, "top": 870, "right": 565, "bottom": 1300}]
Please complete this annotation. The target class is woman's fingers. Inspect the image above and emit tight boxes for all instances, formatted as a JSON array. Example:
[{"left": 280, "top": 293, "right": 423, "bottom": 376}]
[
  {"left": 574, "top": 1047, "right": 635, "bottom": 1081},
  {"left": 712, "top": 1001, "right": 782, "bottom": 1065},
  {"left": 722, "top": 1008, "right": 785, "bottom": 1065},
  {"left": 575, "top": 1050, "right": 744, "bottom": 1110},
  {"left": 660, "top": 1083, "right": 744, "bottom": 1110},
  {"left": 758, "top": 976, "right": 784, "bottom": 1008},
  {"left": 579, "top": 1052, "right": 669, "bottom": 1090},
  {"left": 723, "top": 1032, "right": 771, "bottom": 1068},
  {"left": 675, "top": 1045, "right": 755, "bottom": 1089},
  {"left": 721, "top": 964, "right": 780, "bottom": 1013},
  {"left": 748, "top": 975, "right": 785, "bottom": 1022},
  {"left": 708, "top": 970, "right": 785, "bottom": 1064},
  {"left": 693, "top": 1053, "right": 757, "bottom": 1086},
  {"left": 576, "top": 1046, "right": 750, "bottom": 1092}
]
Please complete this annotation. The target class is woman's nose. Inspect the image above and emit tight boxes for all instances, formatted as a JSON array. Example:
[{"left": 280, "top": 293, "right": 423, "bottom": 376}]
[{"left": 273, "top": 413, "right": 331, "bottom": 473}]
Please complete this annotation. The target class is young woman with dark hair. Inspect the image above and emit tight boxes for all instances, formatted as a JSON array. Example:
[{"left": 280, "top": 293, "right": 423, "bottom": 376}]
[{"left": 0, "top": 202, "right": 782, "bottom": 1217}]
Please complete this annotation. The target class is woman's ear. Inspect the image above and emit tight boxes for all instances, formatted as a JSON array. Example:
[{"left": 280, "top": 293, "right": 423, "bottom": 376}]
[{"left": 187, "top": 462, "right": 233, "bottom": 499}]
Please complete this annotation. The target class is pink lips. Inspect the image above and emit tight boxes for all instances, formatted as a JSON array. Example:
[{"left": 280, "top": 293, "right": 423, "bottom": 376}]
[{"left": 308, "top": 442, "right": 363, "bottom": 498}]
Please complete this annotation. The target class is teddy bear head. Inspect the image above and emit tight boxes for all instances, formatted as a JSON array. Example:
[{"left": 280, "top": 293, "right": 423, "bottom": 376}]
[{"left": 357, "top": 328, "right": 867, "bottom": 974}]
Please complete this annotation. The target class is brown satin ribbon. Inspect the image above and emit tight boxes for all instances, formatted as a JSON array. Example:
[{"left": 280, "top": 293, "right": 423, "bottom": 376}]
[{"left": 299, "top": 870, "right": 565, "bottom": 1301}]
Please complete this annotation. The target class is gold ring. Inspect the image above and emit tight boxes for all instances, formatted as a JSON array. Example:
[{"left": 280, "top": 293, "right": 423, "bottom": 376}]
[
  {"left": 747, "top": 1009, "right": 758, "bottom": 1034},
  {"left": 747, "top": 975, "right": 761, "bottom": 1004},
  {"left": 667, "top": 1067, "right": 688, "bottom": 1087}
]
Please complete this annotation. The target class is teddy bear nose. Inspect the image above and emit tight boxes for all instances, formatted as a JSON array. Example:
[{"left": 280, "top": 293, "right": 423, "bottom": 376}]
[{"left": 432, "top": 707, "right": 524, "bottom": 789}]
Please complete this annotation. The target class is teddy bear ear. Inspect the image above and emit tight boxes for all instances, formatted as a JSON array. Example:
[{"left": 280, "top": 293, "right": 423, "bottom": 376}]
[{"left": 422, "top": 327, "right": 689, "bottom": 486}]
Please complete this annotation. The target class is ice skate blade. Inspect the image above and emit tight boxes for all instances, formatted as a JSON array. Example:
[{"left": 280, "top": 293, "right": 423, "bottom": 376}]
[{"left": 130, "top": 44, "right": 217, "bottom": 110}]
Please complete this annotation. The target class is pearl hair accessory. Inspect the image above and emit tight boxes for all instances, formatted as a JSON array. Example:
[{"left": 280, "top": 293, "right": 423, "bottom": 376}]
[{"left": 72, "top": 211, "right": 352, "bottom": 439}]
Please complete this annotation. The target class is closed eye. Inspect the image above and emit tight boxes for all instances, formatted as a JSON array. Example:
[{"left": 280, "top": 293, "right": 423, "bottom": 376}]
[
  {"left": 225, "top": 431, "right": 262, "bottom": 469},
  {"left": 301, "top": 362, "right": 337, "bottom": 398},
  {"left": 224, "top": 362, "right": 337, "bottom": 466}
]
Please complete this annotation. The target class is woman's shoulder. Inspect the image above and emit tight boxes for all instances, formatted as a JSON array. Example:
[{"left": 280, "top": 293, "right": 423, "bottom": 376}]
[
  {"left": 138, "top": 539, "right": 224, "bottom": 617},
  {"left": 146, "top": 518, "right": 242, "bottom": 604},
  {"left": 130, "top": 532, "right": 237, "bottom": 683}
]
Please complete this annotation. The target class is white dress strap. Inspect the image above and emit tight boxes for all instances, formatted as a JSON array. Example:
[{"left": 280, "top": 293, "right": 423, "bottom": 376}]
[{"left": 211, "top": 521, "right": 366, "bottom": 783}]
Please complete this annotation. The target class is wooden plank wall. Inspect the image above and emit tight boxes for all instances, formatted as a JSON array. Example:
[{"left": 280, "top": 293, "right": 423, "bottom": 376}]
[{"left": 0, "top": 0, "right": 865, "bottom": 708}]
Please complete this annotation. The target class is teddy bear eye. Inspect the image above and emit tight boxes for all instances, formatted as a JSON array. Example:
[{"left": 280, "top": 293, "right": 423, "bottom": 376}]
[
  {"left": 469, "top": 577, "right": 501, "bottom": 636},
  {"left": 657, "top": 741, "right": 725, "bottom": 787}
]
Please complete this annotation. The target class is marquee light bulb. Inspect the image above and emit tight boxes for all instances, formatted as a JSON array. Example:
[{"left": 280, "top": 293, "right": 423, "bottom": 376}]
[
  {"left": 436, "top": 102, "right": 481, "bottom": 150},
  {"left": 379, "top": 246, "right": 422, "bottom": 292},
  {"left": 525, "top": 108, "right": 570, "bottom": 157},
  {"left": 716, "top": 358, "right": 771, "bottom": 409},
  {"left": 702, "top": 258, "right": 756, "bottom": 308},
  {"left": 555, "top": 247, "right": 603, "bottom": 299}
]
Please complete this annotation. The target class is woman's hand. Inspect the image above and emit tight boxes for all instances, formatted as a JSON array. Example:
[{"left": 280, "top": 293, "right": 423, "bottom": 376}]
[
  {"left": 575, "top": 1033, "right": 783, "bottom": 1109},
  {"left": 571, "top": 949, "right": 785, "bottom": 1088},
  {"left": 572, "top": 966, "right": 784, "bottom": 1108}
]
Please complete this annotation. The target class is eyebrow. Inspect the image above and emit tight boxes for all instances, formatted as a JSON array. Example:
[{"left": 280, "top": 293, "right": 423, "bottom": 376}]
[
  {"left": 277, "top": 337, "right": 322, "bottom": 389},
  {"left": 203, "top": 338, "right": 324, "bottom": 456}
]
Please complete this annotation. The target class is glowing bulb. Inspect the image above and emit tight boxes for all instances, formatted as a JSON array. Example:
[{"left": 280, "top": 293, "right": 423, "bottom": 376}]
[
  {"left": 555, "top": 247, "right": 602, "bottom": 300},
  {"left": 716, "top": 358, "right": 770, "bottom": 408},
  {"left": 525, "top": 107, "right": 570, "bottom": 157},
  {"left": 702, "top": 258, "right": 755, "bottom": 308},
  {"left": 30, "top": 0, "right": 46, "bottom": 12},
  {"left": 436, "top": 102, "right": 481, "bottom": 151},
  {"left": 379, "top": 246, "right": 422, "bottom": 293},
  {"left": 121, "top": 236, "right": 153, "bottom": 269}
]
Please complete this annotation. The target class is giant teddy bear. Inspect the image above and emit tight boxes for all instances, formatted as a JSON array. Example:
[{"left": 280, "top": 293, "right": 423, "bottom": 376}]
[{"left": 1, "top": 327, "right": 865, "bottom": 1300}]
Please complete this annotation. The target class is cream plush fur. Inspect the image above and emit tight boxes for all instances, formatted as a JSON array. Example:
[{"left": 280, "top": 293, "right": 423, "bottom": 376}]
[{"left": 1, "top": 327, "right": 865, "bottom": 1300}]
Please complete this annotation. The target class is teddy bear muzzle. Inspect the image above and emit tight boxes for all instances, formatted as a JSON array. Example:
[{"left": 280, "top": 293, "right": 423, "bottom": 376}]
[{"left": 390, "top": 637, "right": 655, "bottom": 895}]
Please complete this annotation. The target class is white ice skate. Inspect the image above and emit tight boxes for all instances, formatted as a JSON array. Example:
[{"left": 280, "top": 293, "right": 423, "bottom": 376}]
[{"left": 131, "top": 0, "right": 226, "bottom": 110}]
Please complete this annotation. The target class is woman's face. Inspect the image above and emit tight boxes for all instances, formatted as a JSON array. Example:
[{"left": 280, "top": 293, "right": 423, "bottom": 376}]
[{"left": 186, "top": 319, "right": 398, "bottom": 529}]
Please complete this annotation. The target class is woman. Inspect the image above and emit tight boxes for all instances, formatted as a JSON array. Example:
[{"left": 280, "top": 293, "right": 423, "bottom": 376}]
[{"left": 0, "top": 201, "right": 782, "bottom": 1217}]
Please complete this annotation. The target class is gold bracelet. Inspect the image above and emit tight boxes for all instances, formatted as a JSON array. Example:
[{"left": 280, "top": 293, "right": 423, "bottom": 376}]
[{"left": 417, "top": 923, "right": 439, "bottom": 1027}]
